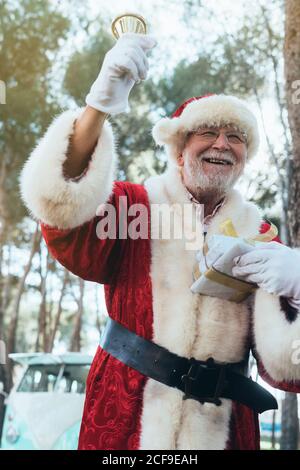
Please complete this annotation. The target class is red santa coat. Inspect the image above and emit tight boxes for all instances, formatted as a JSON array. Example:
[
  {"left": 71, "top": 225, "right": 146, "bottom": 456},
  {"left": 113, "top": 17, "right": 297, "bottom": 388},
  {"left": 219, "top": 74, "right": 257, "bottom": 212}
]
[{"left": 20, "top": 108, "right": 300, "bottom": 450}]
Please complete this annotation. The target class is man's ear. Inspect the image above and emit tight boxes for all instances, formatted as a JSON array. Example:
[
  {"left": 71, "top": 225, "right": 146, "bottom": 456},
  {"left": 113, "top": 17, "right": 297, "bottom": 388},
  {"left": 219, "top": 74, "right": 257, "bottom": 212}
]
[{"left": 177, "top": 153, "right": 184, "bottom": 166}]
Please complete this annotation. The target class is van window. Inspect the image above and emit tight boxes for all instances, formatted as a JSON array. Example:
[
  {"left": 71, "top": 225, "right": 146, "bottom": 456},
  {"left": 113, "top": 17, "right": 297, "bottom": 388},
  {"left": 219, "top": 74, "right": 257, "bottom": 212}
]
[
  {"left": 17, "top": 364, "right": 89, "bottom": 393},
  {"left": 56, "top": 365, "right": 89, "bottom": 393}
]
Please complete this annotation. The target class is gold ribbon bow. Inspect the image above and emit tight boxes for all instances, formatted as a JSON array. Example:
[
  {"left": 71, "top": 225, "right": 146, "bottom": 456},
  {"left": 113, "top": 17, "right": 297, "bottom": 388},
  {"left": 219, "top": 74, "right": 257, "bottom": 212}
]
[{"left": 219, "top": 219, "right": 278, "bottom": 242}]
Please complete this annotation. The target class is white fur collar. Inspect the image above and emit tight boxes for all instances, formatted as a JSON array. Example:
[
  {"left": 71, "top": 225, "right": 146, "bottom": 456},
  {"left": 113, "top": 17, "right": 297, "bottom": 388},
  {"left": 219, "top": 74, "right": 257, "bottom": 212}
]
[
  {"left": 140, "top": 163, "right": 262, "bottom": 450},
  {"left": 144, "top": 163, "right": 263, "bottom": 239}
]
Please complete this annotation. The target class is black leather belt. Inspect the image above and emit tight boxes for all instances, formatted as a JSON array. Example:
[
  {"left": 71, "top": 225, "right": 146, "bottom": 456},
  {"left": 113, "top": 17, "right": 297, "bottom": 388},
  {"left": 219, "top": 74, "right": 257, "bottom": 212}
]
[{"left": 100, "top": 317, "right": 278, "bottom": 414}]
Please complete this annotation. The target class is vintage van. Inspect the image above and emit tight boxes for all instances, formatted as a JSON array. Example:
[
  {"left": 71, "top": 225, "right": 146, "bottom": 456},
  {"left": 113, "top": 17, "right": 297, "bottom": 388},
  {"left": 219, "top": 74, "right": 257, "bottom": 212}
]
[{"left": 1, "top": 352, "right": 92, "bottom": 450}]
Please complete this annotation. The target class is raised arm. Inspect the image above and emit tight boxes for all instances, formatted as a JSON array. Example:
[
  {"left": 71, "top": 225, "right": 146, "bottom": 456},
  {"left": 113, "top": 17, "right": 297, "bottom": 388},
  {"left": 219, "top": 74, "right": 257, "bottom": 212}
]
[
  {"left": 63, "top": 32, "right": 156, "bottom": 179},
  {"left": 63, "top": 106, "right": 108, "bottom": 179},
  {"left": 19, "top": 33, "right": 156, "bottom": 282}
]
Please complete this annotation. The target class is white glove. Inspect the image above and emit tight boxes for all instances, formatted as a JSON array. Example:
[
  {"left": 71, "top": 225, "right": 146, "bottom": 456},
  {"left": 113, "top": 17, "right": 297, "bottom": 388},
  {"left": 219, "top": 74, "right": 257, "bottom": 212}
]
[
  {"left": 85, "top": 33, "right": 157, "bottom": 115},
  {"left": 232, "top": 241, "right": 300, "bottom": 309},
  {"left": 195, "top": 234, "right": 250, "bottom": 274},
  {"left": 195, "top": 245, "right": 224, "bottom": 274}
]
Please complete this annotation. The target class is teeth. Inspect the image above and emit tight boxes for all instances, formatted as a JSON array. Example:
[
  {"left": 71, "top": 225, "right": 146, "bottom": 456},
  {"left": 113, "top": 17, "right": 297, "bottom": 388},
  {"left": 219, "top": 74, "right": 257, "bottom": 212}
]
[{"left": 204, "top": 158, "right": 230, "bottom": 165}]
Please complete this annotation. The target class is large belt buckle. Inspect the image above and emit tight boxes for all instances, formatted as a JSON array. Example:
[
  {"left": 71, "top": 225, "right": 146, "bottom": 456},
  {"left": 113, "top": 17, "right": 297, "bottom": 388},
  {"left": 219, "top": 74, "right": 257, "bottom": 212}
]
[{"left": 181, "top": 357, "right": 228, "bottom": 407}]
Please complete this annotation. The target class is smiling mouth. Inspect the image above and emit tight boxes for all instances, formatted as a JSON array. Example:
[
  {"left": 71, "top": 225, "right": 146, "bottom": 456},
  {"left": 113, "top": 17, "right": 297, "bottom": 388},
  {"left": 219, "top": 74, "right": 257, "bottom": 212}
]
[{"left": 202, "top": 157, "right": 233, "bottom": 166}]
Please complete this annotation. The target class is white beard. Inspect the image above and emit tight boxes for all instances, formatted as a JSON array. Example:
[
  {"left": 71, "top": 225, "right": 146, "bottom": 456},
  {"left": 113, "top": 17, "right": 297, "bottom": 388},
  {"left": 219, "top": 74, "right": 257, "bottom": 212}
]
[{"left": 184, "top": 149, "right": 243, "bottom": 198}]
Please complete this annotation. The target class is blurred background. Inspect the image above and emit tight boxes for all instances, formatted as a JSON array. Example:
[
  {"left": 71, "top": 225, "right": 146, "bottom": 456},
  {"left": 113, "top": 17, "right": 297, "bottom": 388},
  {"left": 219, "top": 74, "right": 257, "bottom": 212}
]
[{"left": 0, "top": 0, "right": 299, "bottom": 450}]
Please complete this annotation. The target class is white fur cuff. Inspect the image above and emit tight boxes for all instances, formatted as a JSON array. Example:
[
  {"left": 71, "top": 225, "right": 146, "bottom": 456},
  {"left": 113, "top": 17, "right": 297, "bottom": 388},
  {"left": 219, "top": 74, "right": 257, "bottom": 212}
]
[
  {"left": 19, "top": 107, "right": 117, "bottom": 229},
  {"left": 253, "top": 288, "right": 300, "bottom": 382}
]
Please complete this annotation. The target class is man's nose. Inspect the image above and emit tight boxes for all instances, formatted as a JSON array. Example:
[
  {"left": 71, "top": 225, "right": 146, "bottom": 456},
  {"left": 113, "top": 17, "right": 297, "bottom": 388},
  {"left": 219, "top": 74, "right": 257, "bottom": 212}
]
[{"left": 212, "top": 133, "right": 230, "bottom": 151}]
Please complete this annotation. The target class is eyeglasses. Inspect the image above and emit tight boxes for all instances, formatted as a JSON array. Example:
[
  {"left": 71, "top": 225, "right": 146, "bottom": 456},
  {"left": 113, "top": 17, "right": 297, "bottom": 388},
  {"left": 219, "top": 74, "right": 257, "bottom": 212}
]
[{"left": 188, "top": 127, "right": 247, "bottom": 145}]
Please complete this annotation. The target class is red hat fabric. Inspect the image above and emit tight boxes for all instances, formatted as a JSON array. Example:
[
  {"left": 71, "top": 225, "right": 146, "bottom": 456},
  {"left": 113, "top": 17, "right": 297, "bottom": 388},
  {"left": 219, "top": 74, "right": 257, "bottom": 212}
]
[{"left": 171, "top": 94, "right": 216, "bottom": 118}]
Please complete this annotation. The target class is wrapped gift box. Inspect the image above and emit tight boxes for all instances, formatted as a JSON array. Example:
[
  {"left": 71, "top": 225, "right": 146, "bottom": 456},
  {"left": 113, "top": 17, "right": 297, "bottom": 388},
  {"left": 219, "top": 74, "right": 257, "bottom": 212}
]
[{"left": 190, "top": 234, "right": 265, "bottom": 303}]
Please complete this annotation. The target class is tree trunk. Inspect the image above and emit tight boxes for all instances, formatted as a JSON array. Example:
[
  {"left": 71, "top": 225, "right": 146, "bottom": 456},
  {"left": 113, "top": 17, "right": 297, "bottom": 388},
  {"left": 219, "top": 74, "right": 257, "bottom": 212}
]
[
  {"left": 70, "top": 278, "right": 84, "bottom": 352},
  {"left": 35, "top": 250, "right": 50, "bottom": 352},
  {"left": 280, "top": 393, "right": 299, "bottom": 450},
  {"left": 0, "top": 158, "right": 10, "bottom": 247},
  {"left": 6, "top": 223, "right": 41, "bottom": 389},
  {"left": 0, "top": 160, "right": 11, "bottom": 351},
  {"left": 47, "top": 269, "right": 69, "bottom": 352},
  {"left": 285, "top": 0, "right": 300, "bottom": 244},
  {"left": 281, "top": 0, "right": 300, "bottom": 450},
  {"left": 0, "top": 243, "right": 12, "bottom": 344}
]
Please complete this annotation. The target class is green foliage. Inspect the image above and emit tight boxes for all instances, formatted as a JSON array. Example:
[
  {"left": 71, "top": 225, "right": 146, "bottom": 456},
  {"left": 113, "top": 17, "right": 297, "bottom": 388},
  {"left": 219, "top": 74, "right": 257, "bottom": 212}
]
[
  {"left": 63, "top": 30, "right": 114, "bottom": 105},
  {"left": 0, "top": 0, "right": 70, "bottom": 227}
]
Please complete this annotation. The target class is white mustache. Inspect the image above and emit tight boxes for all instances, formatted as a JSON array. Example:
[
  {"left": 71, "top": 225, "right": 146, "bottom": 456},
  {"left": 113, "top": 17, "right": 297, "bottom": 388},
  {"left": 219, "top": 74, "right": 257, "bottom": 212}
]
[{"left": 198, "top": 149, "right": 236, "bottom": 165}]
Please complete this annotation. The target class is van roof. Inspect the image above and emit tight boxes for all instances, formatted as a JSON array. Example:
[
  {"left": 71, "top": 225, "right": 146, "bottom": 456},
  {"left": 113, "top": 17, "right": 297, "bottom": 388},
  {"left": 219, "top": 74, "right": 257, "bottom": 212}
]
[{"left": 9, "top": 352, "right": 93, "bottom": 366}]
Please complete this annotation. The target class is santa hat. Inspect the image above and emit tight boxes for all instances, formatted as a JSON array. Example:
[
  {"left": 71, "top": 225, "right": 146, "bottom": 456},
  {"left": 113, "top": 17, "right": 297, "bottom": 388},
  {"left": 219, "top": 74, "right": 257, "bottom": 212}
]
[{"left": 152, "top": 94, "right": 259, "bottom": 163}]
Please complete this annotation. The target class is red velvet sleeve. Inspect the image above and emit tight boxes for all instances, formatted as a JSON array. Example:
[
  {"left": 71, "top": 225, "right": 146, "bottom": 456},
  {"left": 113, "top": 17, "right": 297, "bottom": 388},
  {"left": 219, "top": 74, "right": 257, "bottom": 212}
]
[
  {"left": 252, "top": 221, "right": 300, "bottom": 392},
  {"left": 40, "top": 182, "right": 129, "bottom": 284}
]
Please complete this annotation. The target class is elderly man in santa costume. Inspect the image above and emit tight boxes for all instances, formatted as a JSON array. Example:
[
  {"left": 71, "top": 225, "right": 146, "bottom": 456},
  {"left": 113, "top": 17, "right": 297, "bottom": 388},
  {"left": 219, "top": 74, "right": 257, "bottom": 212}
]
[{"left": 20, "top": 33, "right": 300, "bottom": 450}]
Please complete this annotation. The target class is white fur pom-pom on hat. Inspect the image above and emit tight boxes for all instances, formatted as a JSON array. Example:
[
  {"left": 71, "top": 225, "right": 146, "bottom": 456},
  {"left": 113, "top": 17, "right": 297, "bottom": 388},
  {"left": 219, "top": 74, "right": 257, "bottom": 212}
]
[{"left": 152, "top": 94, "right": 260, "bottom": 163}]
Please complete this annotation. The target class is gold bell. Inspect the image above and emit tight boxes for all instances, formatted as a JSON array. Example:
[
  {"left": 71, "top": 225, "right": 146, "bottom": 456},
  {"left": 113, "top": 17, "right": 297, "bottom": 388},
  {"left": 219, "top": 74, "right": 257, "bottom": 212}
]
[{"left": 111, "top": 12, "right": 147, "bottom": 39}]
